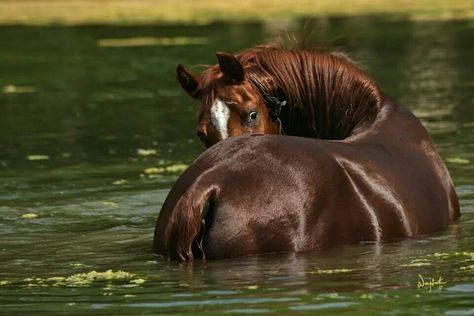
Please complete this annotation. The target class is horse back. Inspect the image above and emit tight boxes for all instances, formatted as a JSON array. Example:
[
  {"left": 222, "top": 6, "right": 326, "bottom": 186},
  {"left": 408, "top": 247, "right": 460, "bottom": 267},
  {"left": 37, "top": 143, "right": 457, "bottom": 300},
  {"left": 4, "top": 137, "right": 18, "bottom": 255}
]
[{"left": 154, "top": 102, "right": 459, "bottom": 259}]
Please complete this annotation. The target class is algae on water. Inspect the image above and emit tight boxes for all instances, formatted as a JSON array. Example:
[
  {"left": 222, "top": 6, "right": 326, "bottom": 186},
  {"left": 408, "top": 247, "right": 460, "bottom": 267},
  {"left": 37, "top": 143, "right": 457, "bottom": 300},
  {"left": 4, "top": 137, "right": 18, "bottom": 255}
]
[
  {"left": 137, "top": 148, "right": 157, "bottom": 156},
  {"left": 310, "top": 268, "right": 353, "bottom": 274},
  {"left": 446, "top": 157, "right": 470, "bottom": 164},
  {"left": 101, "top": 201, "right": 119, "bottom": 208},
  {"left": 143, "top": 164, "right": 188, "bottom": 178},
  {"left": 26, "top": 155, "right": 50, "bottom": 161},
  {"left": 112, "top": 179, "right": 129, "bottom": 185},
  {"left": 21, "top": 270, "right": 146, "bottom": 288}
]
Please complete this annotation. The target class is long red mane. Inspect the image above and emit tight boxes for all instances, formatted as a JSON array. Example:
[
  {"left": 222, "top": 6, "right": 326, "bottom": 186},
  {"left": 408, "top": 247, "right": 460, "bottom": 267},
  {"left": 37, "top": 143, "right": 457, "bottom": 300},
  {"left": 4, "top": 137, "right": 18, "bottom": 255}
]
[{"left": 199, "top": 44, "right": 383, "bottom": 140}]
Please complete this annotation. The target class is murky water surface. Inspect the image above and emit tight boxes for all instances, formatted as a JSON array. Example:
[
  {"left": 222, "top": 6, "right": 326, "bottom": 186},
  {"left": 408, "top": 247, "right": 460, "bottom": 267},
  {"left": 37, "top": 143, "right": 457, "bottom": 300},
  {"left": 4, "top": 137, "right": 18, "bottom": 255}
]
[{"left": 0, "top": 17, "right": 473, "bottom": 315}]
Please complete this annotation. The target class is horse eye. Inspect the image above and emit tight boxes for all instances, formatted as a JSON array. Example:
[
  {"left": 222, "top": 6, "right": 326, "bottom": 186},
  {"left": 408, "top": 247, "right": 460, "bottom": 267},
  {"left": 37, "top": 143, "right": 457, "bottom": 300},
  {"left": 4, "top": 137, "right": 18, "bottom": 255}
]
[{"left": 248, "top": 111, "right": 258, "bottom": 123}]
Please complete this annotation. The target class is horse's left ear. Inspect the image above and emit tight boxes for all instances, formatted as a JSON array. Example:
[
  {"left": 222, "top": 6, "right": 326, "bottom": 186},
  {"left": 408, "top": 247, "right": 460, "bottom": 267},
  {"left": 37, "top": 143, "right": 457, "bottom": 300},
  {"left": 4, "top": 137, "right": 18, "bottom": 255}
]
[
  {"left": 216, "top": 52, "right": 245, "bottom": 83},
  {"left": 176, "top": 64, "right": 201, "bottom": 99}
]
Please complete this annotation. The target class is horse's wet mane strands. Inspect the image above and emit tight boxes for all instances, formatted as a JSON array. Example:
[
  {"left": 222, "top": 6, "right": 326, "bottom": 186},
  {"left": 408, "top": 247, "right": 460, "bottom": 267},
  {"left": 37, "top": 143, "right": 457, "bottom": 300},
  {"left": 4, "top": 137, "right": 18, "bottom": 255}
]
[{"left": 198, "top": 44, "right": 383, "bottom": 140}]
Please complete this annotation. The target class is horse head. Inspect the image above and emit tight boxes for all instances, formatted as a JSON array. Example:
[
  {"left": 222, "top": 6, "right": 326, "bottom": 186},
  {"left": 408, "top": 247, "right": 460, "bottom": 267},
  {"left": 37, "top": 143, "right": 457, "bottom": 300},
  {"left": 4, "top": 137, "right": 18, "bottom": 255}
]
[
  {"left": 177, "top": 45, "right": 386, "bottom": 146},
  {"left": 176, "top": 52, "right": 281, "bottom": 147}
]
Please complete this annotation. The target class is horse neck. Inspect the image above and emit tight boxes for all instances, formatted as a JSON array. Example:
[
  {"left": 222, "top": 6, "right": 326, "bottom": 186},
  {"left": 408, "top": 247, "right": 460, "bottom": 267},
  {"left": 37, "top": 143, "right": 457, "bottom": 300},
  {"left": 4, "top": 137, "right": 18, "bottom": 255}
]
[{"left": 246, "top": 50, "right": 383, "bottom": 140}]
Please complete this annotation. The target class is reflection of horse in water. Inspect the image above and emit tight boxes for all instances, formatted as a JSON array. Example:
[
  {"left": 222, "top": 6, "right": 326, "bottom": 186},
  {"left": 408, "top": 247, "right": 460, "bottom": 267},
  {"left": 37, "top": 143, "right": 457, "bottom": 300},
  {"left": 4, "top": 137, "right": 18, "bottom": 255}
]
[{"left": 153, "top": 45, "right": 460, "bottom": 261}]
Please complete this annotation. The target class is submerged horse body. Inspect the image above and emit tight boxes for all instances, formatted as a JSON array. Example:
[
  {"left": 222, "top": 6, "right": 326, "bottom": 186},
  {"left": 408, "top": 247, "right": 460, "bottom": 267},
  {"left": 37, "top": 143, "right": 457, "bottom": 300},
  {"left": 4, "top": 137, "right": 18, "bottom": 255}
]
[{"left": 153, "top": 45, "right": 460, "bottom": 261}]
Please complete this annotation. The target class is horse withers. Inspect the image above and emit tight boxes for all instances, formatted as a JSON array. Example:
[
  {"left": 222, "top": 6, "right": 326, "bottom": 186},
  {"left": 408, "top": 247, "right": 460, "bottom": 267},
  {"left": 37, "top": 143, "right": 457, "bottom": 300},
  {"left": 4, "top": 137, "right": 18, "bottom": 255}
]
[{"left": 153, "top": 46, "right": 460, "bottom": 261}]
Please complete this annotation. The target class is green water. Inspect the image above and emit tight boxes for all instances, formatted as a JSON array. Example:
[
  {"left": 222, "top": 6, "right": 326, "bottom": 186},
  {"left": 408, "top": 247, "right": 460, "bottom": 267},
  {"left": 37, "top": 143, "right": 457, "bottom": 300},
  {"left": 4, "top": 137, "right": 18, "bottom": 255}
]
[{"left": 1, "top": 17, "right": 473, "bottom": 315}]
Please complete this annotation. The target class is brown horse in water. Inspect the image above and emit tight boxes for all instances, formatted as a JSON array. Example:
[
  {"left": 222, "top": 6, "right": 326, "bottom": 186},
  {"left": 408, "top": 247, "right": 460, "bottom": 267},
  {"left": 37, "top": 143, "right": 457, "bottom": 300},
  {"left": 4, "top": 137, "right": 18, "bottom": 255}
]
[{"left": 153, "top": 45, "right": 460, "bottom": 261}]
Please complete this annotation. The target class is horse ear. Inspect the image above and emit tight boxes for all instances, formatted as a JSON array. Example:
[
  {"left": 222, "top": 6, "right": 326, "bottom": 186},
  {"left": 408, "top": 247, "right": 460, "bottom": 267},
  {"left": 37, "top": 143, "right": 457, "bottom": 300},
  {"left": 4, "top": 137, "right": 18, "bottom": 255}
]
[
  {"left": 176, "top": 64, "right": 201, "bottom": 99},
  {"left": 216, "top": 52, "right": 244, "bottom": 83}
]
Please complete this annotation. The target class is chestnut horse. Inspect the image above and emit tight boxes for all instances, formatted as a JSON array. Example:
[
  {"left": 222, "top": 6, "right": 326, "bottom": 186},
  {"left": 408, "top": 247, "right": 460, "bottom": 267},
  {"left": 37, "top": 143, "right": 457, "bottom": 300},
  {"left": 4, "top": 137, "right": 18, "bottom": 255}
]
[{"left": 153, "top": 46, "right": 460, "bottom": 261}]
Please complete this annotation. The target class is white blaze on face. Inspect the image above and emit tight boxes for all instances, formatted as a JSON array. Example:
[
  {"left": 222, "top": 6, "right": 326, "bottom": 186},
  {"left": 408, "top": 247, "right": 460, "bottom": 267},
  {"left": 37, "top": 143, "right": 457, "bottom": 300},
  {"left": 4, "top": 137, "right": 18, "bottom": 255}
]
[{"left": 210, "top": 98, "right": 230, "bottom": 140}]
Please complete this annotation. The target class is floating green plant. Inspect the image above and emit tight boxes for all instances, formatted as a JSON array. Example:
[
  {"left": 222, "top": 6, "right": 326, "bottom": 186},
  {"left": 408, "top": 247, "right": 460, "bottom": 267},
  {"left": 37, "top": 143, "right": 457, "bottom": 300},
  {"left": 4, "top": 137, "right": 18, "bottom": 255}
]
[
  {"left": 143, "top": 164, "right": 188, "bottom": 177},
  {"left": 431, "top": 251, "right": 474, "bottom": 259},
  {"left": 26, "top": 155, "right": 50, "bottom": 161},
  {"left": 23, "top": 270, "right": 146, "bottom": 288},
  {"left": 360, "top": 293, "right": 374, "bottom": 300},
  {"left": 401, "top": 258, "right": 432, "bottom": 267},
  {"left": 310, "top": 268, "right": 352, "bottom": 274},
  {"left": 112, "top": 179, "right": 129, "bottom": 185},
  {"left": 446, "top": 157, "right": 470, "bottom": 164},
  {"left": 2, "top": 85, "right": 36, "bottom": 94},
  {"left": 136, "top": 148, "right": 157, "bottom": 156},
  {"left": 101, "top": 201, "right": 119, "bottom": 208}
]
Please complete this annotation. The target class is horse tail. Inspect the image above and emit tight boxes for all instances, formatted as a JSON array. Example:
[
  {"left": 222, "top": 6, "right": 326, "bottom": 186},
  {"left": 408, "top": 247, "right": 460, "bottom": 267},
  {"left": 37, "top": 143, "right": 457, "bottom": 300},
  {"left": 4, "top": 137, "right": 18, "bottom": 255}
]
[{"left": 153, "top": 182, "right": 217, "bottom": 261}]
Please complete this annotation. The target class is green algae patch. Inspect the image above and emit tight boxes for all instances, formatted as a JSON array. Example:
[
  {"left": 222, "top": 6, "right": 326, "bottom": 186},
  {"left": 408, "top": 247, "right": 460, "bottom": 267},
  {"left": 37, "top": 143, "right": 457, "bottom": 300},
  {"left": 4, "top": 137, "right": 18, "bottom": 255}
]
[
  {"left": 143, "top": 164, "right": 189, "bottom": 178},
  {"left": 69, "top": 262, "right": 89, "bottom": 268},
  {"left": 3, "top": 84, "right": 36, "bottom": 94},
  {"left": 130, "top": 278, "right": 146, "bottom": 285},
  {"left": 402, "top": 251, "right": 474, "bottom": 274},
  {"left": 401, "top": 258, "right": 432, "bottom": 267},
  {"left": 430, "top": 251, "right": 474, "bottom": 260},
  {"left": 310, "top": 268, "right": 352, "bottom": 274},
  {"left": 26, "top": 155, "right": 50, "bottom": 161},
  {"left": 401, "top": 262, "right": 432, "bottom": 267},
  {"left": 136, "top": 148, "right": 157, "bottom": 156},
  {"left": 112, "top": 179, "right": 129, "bottom": 185},
  {"left": 144, "top": 167, "right": 164, "bottom": 175},
  {"left": 22, "top": 270, "right": 146, "bottom": 288},
  {"left": 446, "top": 157, "right": 470, "bottom": 164},
  {"left": 21, "top": 213, "right": 38, "bottom": 219},
  {"left": 166, "top": 164, "right": 188, "bottom": 173},
  {"left": 101, "top": 201, "right": 119, "bottom": 208},
  {"left": 61, "top": 270, "right": 134, "bottom": 286}
]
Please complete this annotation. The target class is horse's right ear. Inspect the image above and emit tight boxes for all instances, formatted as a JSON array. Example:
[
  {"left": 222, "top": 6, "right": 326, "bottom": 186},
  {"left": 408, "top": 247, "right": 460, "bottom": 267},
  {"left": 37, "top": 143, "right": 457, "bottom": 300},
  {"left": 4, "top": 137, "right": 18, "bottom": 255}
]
[
  {"left": 216, "top": 52, "right": 245, "bottom": 83},
  {"left": 176, "top": 64, "right": 201, "bottom": 99}
]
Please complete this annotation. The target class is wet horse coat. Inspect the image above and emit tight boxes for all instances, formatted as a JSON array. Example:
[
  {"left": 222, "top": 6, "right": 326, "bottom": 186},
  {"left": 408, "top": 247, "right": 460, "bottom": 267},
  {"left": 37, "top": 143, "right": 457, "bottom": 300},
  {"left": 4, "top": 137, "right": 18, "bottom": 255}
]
[
  {"left": 154, "top": 46, "right": 459, "bottom": 261},
  {"left": 154, "top": 101, "right": 459, "bottom": 260}
]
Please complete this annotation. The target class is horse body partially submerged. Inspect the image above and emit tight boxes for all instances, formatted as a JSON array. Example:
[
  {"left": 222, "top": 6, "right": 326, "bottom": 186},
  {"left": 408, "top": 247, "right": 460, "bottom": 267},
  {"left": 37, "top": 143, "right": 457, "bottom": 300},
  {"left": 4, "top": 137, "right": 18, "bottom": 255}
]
[
  {"left": 154, "top": 99, "right": 459, "bottom": 261},
  {"left": 153, "top": 45, "right": 459, "bottom": 261}
]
